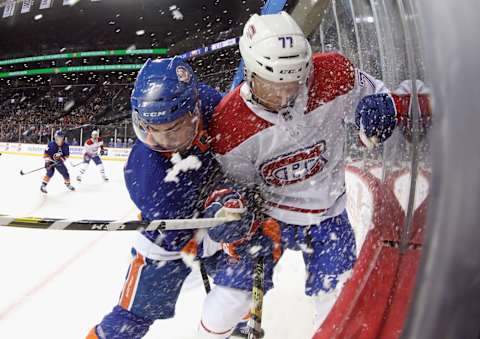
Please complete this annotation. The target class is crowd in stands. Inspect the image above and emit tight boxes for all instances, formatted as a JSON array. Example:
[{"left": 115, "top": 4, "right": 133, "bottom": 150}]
[
  {"left": 0, "top": 84, "right": 133, "bottom": 145},
  {"left": 0, "top": 55, "right": 237, "bottom": 146}
]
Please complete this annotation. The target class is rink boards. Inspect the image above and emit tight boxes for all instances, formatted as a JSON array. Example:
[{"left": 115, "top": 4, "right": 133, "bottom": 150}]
[{"left": 0, "top": 142, "right": 130, "bottom": 161}]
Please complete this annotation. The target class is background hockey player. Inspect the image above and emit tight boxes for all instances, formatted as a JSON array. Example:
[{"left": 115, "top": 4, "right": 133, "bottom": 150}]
[
  {"left": 77, "top": 130, "right": 108, "bottom": 182},
  {"left": 86, "top": 57, "right": 243, "bottom": 339},
  {"left": 197, "top": 12, "right": 397, "bottom": 338},
  {"left": 40, "top": 129, "right": 75, "bottom": 193}
]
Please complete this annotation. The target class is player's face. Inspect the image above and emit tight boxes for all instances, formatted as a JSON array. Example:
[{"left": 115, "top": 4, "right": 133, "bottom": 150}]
[
  {"left": 146, "top": 112, "right": 199, "bottom": 152},
  {"left": 251, "top": 74, "right": 301, "bottom": 112},
  {"left": 55, "top": 136, "right": 64, "bottom": 146}
]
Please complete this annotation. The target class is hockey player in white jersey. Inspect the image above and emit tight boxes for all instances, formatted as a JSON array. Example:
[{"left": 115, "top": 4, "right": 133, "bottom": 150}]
[
  {"left": 77, "top": 130, "right": 108, "bottom": 182},
  {"left": 196, "top": 12, "right": 397, "bottom": 337}
]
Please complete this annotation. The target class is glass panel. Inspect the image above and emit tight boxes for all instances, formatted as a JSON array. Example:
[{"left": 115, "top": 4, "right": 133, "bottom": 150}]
[
  {"left": 308, "top": 0, "right": 433, "bottom": 336},
  {"left": 351, "top": 0, "right": 382, "bottom": 78},
  {"left": 335, "top": 0, "right": 361, "bottom": 67},
  {"left": 319, "top": 3, "right": 341, "bottom": 52}
]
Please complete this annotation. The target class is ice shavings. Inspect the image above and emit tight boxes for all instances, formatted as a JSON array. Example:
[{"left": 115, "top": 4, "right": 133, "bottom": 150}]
[{"left": 164, "top": 153, "right": 202, "bottom": 183}]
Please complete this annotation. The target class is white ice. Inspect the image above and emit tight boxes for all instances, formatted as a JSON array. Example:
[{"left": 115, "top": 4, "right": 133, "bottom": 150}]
[{"left": 0, "top": 154, "right": 317, "bottom": 339}]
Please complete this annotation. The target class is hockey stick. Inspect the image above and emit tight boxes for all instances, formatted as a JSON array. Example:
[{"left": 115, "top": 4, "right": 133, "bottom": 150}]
[
  {"left": 248, "top": 256, "right": 265, "bottom": 339},
  {"left": 199, "top": 261, "right": 211, "bottom": 293},
  {"left": 20, "top": 161, "right": 59, "bottom": 176},
  {"left": 0, "top": 214, "right": 239, "bottom": 232},
  {"left": 71, "top": 161, "right": 84, "bottom": 167}
]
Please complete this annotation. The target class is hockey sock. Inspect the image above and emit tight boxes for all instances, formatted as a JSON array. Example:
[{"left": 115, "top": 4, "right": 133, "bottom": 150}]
[
  {"left": 197, "top": 286, "right": 251, "bottom": 338},
  {"left": 98, "top": 163, "right": 106, "bottom": 178},
  {"left": 79, "top": 163, "right": 88, "bottom": 176}
]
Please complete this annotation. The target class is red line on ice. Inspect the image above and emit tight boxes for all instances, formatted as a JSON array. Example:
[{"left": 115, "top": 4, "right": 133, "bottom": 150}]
[{"left": 0, "top": 234, "right": 107, "bottom": 321}]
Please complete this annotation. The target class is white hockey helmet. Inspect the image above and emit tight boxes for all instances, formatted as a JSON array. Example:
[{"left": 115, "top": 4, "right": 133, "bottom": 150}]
[
  {"left": 91, "top": 130, "right": 99, "bottom": 139},
  {"left": 239, "top": 11, "right": 312, "bottom": 84}
]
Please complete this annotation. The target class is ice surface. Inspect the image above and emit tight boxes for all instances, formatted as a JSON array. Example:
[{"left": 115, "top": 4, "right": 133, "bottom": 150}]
[{"left": 0, "top": 154, "right": 317, "bottom": 339}]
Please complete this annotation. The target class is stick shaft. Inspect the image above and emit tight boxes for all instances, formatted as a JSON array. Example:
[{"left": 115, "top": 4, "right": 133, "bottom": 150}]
[
  {"left": 200, "top": 261, "right": 211, "bottom": 293},
  {"left": 0, "top": 214, "right": 237, "bottom": 231},
  {"left": 248, "top": 256, "right": 264, "bottom": 339},
  {"left": 20, "top": 161, "right": 58, "bottom": 175}
]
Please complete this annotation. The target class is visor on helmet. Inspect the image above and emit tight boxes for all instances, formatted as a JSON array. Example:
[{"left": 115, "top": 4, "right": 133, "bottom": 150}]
[{"left": 133, "top": 105, "right": 200, "bottom": 153}]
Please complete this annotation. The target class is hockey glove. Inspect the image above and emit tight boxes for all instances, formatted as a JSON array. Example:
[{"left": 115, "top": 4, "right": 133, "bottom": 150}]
[
  {"left": 355, "top": 93, "right": 397, "bottom": 148},
  {"left": 100, "top": 149, "right": 107, "bottom": 156},
  {"left": 44, "top": 157, "right": 56, "bottom": 169},
  {"left": 203, "top": 188, "right": 252, "bottom": 243},
  {"left": 221, "top": 218, "right": 282, "bottom": 262},
  {"left": 53, "top": 152, "right": 64, "bottom": 162}
]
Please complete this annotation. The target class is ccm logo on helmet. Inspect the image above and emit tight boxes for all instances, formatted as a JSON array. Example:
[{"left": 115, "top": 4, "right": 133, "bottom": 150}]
[
  {"left": 260, "top": 141, "right": 328, "bottom": 186},
  {"left": 279, "top": 69, "right": 297, "bottom": 75},
  {"left": 143, "top": 111, "right": 167, "bottom": 117}
]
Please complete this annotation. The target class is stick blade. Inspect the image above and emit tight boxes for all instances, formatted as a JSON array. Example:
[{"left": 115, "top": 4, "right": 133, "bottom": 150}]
[{"left": 20, "top": 170, "right": 25, "bottom": 176}]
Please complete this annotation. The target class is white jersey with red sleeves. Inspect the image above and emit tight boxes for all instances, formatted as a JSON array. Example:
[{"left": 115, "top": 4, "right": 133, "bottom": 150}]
[
  {"left": 210, "top": 52, "right": 389, "bottom": 225},
  {"left": 84, "top": 137, "right": 104, "bottom": 156}
]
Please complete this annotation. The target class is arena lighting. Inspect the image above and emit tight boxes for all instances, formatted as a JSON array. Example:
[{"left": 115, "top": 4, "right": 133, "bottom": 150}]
[
  {"left": 0, "top": 48, "right": 169, "bottom": 67},
  {"left": 0, "top": 64, "right": 143, "bottom": 78},
  {"left": 0, "top": 36, "right": 240, "bottom": 79}
]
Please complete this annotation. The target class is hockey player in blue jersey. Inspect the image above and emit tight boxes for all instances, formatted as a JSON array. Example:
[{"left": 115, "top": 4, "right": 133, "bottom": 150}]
[
  {"left": 40, "top": 130, "right": 75, "bottom": 193},
  {"left": 86, "top": 57, "right": 233, "bottom": 339}
]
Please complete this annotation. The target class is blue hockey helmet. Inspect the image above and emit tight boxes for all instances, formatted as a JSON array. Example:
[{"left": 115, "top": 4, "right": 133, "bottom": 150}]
[
  {"left": 54, "top": 129, "right": 65, "bottom": 145},
  {"left": 131, "top": 57, "right": 200, "bottom": 152}
]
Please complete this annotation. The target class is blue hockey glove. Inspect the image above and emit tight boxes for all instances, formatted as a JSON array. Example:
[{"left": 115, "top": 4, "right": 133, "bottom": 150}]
[
  {"left": 203, "top": 188, "right": 253, "bottom": 243},
  {"left": 355, "top": 93, "right": 396, "bottom": 148},
  {"left": 53, "top": 152, "right": 64, "bottom": 162},
  {"left": 221, "top": 217, "right": 282, "bottom": 262},
  {"left": 44, "top": 157, "right": 58, "bottom": 169}
]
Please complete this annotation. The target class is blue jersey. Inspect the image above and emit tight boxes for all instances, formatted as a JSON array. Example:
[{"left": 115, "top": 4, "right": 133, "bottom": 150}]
[
  {"left": 124, "top": 83, "right": 223, "bottom": 252},
  {"left": 44, "top": 141, "right": 70, "bottom": 159}
]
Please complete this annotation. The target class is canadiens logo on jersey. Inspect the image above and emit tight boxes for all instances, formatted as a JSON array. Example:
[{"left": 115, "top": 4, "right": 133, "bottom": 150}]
[{"left": 260, "top": 141, "right": 328, "bottom": 186}]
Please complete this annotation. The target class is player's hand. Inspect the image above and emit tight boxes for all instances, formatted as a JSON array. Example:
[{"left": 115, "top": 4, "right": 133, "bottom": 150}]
[
  {"left": 53, "top": 152, "right": 63, "bottom": 162},
  {"left": 355, "top": 93, "right": 396, "bottom": 149},
  {"left": 100, "top": 149, "right": 107, "bottom": 156},
  {"left": 203, "top": 188, "right": 251, "bottom": 243},
  {"left": 44, "top": 157, "right": 55, "bottom": 168},
  {"left": 222, "top": 218, "right": 282, "bottom": 262}
]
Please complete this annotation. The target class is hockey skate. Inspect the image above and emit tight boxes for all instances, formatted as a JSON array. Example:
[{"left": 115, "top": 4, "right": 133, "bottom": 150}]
[
  {"left": 66, "top": 183, "right": 75, "bottom": 191},
  {"left": 40, "top": 184, "right": 48, "bottom": 194},
  {"left": 76, "top": 175, "right": 82, "bottom": 182}
]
